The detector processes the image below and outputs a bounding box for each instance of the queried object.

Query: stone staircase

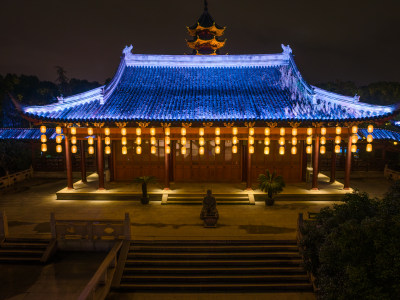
[0,237,50,262]
[164,193,251,205]
[115,240,313,292]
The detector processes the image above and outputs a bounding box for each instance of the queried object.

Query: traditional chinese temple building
[6,2,400,192]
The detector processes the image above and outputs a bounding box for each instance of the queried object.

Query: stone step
[121,274,310,283]
[127,252,301,260]
[130,245,299,253]
[1,242,48,249]
[123,266,307,275]
[0,249,43,256]
[4,238,49,244]
[166,200,249,205]
[125,259,303,267]
[0,256,42,262]
[131,240,298,246]
[118,282,313,292]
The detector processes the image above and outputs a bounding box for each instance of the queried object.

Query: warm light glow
[291,146,297,155]
[121,137,127,145]
[41,143,47,152]
[166,146,171,154]
[394,142,398,145]
[136,146,142,154]
[306,136,312,145]
[366,143,372,152]
[164,127,170,136]
[264,127,270,136]
[88,127,93,135]
[105,146,111,154]
[292,128,297,136]
[151,136,156,145]
[136,128,141,136]
[249,145,254,154]
[71,145,77,153]
[181,127,186,136]
[215,137,221,145]
[122,146,127,155]
[320,136,326,145]
[264,137,270,146]
[56,126,62,134]
[279,146,285,155]
[88,137,94,145]
[279,137,285,145]
[165,136,170,145]
[232,145,238,154]
[307,128,313,136]
[292,137,297,145]
[351,144,357,153]
[232,127,238,135]
[41,134,47,143]
[199,137,205,146]
[199,128,205,136]
[249,136,254,145]
[136,137,141,145]
[105,136,111,145]
[70,127,76,135]
[215,127,220,136]
[71,136,77,144]
[40,125,46,133]
[249,127,254,136]
[280,127,285,136]
[56,145,62,153]
[335,136,341,144]
[56,135,62,144]
[306,146,312,154]
[104,128,110,136]
[88,146,94,155]
[215,145,221,154]
[351,134,358,144]
[336,127,342,135]
[335,145,341,153]
[264,146,270,155]
[199,146,204,155]
[150,128,156,136]
[181,146,186,155]
[321,127,327,135]
[352,126,358,134]
[151,146,156,154]
[232,136,238,144]
[181,137,187,145]
[320,146,326,154]
[367,125,374,133]
[367,134,373,143]
[121,128,127,136]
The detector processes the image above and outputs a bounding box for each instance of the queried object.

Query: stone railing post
[124,212,131,240]
[297,213,303,243]
[0,211,9,238]
[50,212,56,239]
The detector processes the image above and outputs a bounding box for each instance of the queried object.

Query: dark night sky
[1,0,400,85]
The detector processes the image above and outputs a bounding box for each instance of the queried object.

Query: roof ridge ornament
[123,45,133,57]
[281,44,292,56]
[57,95,64,103]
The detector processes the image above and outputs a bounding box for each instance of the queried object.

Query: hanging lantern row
[40,125,47,152]
[232,127,238,154]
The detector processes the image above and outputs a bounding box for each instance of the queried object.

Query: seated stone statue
[200,189,219,220]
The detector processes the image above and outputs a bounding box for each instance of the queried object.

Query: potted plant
[258,170,285,206]
[133,176,157,204]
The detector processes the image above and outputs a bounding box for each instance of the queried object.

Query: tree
[258,170,285,206]
[55,66,70,96]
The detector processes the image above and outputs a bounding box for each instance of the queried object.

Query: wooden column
[110,141,115,182]
[64,130,73,190]
[164,138,170,190]
[301,141,307,182]
[246,139,252,189]
[80,140,87,183]
[330,141,337,183]
[97,133,105,190]
[312,129,320,190]
[344,129,352,190]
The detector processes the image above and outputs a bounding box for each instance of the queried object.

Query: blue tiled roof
[359,128,400,142]
[0,128,60,140]
[21,46,397,124]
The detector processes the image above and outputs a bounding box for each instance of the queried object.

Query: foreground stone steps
[166,194,250,205]
[0,238,49,263]
[116,240,313,292]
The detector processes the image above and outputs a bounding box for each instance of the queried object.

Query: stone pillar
[97,133,105,190]
[64,130,73,190]
[246,139,252,189]
[312,129,320,190]
[164,137,170,190]
[80,140,87,183]
[344,129,352,190]
[330,141,337,183]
